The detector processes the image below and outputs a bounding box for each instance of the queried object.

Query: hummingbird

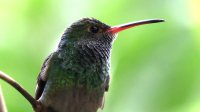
[35,18,164,112]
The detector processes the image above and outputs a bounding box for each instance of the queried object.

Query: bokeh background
[0,0,200,112]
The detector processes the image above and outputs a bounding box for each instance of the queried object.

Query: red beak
[108,19,164,34]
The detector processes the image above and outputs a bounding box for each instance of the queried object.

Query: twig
[0,85,7,112]
[0,71,38,110]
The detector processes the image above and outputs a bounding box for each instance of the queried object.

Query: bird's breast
[40,84,104,112]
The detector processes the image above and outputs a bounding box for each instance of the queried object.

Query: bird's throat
[57,41,111,89]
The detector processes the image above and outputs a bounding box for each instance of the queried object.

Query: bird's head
[62,18,113,44]
[59,18,164,48]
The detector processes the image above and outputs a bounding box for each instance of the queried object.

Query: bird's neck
[56,38,112,89]
[58,40,112,72]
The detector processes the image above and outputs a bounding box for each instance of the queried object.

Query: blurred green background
[0,0,200,112]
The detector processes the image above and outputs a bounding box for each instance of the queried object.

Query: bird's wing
[35,52,56,100]
[100,74,110,109]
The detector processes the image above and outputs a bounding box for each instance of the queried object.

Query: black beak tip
[155,19,165,23]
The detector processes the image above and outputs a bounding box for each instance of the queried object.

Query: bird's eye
[89,26,99,33]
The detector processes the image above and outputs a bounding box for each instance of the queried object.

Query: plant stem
[0,85,7,112]
[0,71,38,110]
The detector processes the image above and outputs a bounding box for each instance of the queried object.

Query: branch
[0,71,38,109]
[0,85,7,112]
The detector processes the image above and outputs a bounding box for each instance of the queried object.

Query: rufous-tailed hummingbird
[35,18,164,112]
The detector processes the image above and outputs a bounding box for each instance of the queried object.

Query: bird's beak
[108,19,164,34]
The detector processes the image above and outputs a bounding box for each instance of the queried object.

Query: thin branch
[0,85,7,112]
[0,71,38,109]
